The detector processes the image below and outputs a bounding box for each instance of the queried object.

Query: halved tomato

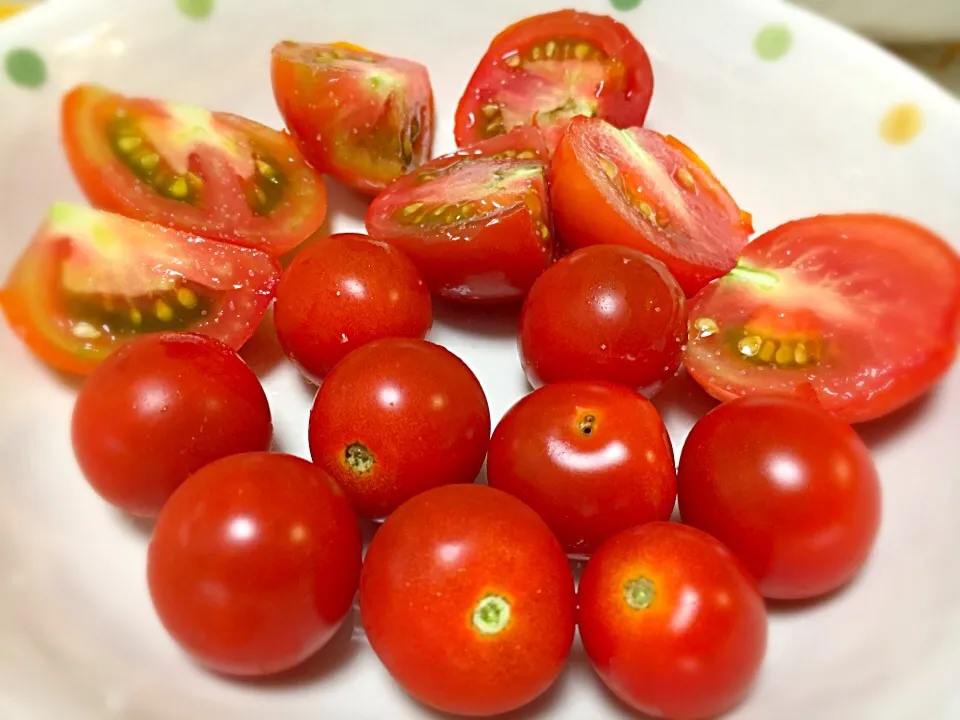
[684,214,960,423]
[365,128,555,303]
[62,84,326,256]
[455,10,653,151]
[1,203,281,375]
[551,116,753,297]
[272,41,434,195]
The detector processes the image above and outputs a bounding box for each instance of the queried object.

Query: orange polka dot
[880,103,924,145]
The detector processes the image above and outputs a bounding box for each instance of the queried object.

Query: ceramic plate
[1,0,958,718]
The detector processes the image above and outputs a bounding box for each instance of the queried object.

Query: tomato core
[472,594,512,635]
[623,577,655,611]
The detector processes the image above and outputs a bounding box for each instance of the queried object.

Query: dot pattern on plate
[176,0,214,20]
[879,102,924,144]
[609,0,642,10]
[754,24,793,61]
[4,47,46,88]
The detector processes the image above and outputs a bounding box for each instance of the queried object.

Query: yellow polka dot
[880,103,924,145]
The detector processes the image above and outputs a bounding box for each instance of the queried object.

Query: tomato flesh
[455,10,653,151]
[271,41,434,195]
[1,203,280,375]
[62,84,327,256]
[683,214,960,423]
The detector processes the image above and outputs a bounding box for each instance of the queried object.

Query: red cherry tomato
[683,214,960,422]
[148,452,362,676]
[455,10,653,151]
[677,395,882,600]
[273,233,432,381]
[308,338,490,518]
[550,116,753,296]
[578,522,767,720]
[365,128,555,303]
[518,244,686,393]
[487,381,676,555]
[360,484,576,716]
[271,41,434,195]
[71,332,272,516]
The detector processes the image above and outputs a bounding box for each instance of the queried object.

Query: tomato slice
[455,10,653,151]
[550,116,753,297]
[365,128,554,303]
[683,214,960,423]
[62,84,327,256]
[272,41,435,195]
[1,203,281,375]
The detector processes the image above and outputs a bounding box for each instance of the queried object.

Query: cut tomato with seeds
[551,116,753,297]
[683,214,960,423]
[455,10,653,151]
[365,128,555,303]
[1,203,280,375]
[62,84,327,256]
[271,41,434,195]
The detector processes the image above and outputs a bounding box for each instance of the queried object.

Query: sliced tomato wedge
[455,10,653,151]
[365,128,555,304]
[1,203,281,375]
[550,116,753,297]
[272,41,434,195]
[683,214,960,423]
[62,84,326,256]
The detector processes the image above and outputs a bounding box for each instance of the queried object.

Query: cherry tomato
[273,233,432,381]
[365,128,554,303]
[550,116,753,296]
[360,484,575,716]
[71,332,272,516]
[518,244,686,393]
[578,522,767,720]
[271,41,434,195]
[487,381,676,555]
[61,84,326,256]
[455,10,653,151]
[678,395,882,600]
[308,338,490,518]
[148,452,362,676]
[683,214,960,422]
[0,203,280,375]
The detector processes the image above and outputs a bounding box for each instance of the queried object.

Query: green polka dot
[754,24,793,61]
[4,48,46,89]
[609,0,642,9]
[176,0,214,19]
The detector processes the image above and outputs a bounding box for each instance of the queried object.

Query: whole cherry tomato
[578,522,767,720]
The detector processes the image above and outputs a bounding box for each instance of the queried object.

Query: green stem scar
[728,264,779,291]
[624,576,656,610]
[344,442,375,474]
[472,594,511,635]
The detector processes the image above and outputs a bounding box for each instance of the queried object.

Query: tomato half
[1,203,280,375]
[455,10,653,151]
[272,41,434,195]
[62,84,326,256]
[683,214,960,423]
[550,116,753,296]
[366,128,554,303]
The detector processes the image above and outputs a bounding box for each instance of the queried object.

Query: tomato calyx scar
[623,576,656,611]
[577,412,597,436]
[471,594,512,636]
[343,442,376,475]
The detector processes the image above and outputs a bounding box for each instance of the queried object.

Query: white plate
[1,1,959,718]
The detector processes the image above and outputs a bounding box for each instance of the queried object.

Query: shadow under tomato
[239,307,287,378]
[764,571,863,615]
[117,511,156,539]
[650,368,719,426]
[432,299,523,340]
[855,391,935,451]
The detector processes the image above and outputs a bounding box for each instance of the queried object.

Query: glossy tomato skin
[683,214,960,422]
[272,41,434,195]
[273,233,432,381]
[455,10,653,151]
[366,128,555,303]
[678,396,881,600]
[360,484,576,716]
[72,333,272,516]
[519,244,686,393]
[62,84,326,256]
[551,116,753,296]
[148,452,362,676]
[487,381,676,555]
[308,338,490,518]
[578,522,767,720]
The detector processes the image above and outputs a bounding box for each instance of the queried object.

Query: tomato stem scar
[578,413,596,435]
[623,576,655,610]
[728,265,778,291]
[344,442,375,474]
[471,594,511,635]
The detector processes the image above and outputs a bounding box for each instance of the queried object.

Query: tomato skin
[147,452,362,677]
[678,396,881,600]
[308,338,491,519]
[71,333,272,516]
[273,233,432,381]
[578,522,767,720]
[360,484,576,716]
[487,381,676,555]
[518,244,686,393]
